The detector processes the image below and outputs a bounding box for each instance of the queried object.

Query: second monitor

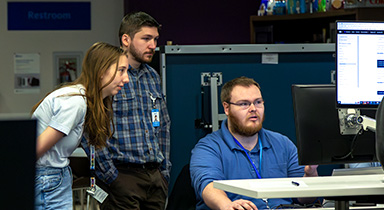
[292,84,377,165]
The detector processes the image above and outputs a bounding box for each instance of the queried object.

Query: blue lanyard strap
[233,136,262,179]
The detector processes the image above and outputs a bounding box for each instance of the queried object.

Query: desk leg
[335,200,349,210]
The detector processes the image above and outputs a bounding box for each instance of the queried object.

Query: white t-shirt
[33,84,86,168]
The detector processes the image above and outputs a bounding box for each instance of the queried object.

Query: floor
[74,203,99,210]
[73,189,100,210]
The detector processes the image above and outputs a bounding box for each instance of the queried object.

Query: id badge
[152,109,160,127]
[88,185,108,203]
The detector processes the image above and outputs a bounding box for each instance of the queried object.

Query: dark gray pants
[99,165,168,210]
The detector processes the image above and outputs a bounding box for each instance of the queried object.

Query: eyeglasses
[226,99,264,110]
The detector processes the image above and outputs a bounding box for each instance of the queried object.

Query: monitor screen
[292,84,377,165]
[0,116,36,209]
[336,20,384,109]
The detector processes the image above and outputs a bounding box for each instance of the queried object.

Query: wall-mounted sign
[8,2,91,30]
[14,53,41,94]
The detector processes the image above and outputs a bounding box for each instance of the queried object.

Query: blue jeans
[35,166,73,210]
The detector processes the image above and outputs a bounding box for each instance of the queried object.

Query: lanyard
[233,136,262,179]
[87,145,96,195]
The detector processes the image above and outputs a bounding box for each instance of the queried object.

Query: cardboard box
[345,0,384,8]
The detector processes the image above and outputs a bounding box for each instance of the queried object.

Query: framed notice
[14,53,41,94]
[53,52,82,85]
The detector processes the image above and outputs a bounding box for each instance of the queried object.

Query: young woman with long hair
[31,42,129,209]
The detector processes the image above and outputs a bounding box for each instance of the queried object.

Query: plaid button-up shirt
[81,64,171,184]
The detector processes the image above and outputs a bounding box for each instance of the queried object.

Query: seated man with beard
[190,76,320,210]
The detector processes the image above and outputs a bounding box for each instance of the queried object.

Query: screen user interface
[336,21,384,108]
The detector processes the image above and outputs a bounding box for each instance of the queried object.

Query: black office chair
[376,97,384,170]
[166,164,196,210]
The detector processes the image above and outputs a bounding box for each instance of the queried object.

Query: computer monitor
[0,115,37,209]
[292,84,377,165]
[336,20,384,109]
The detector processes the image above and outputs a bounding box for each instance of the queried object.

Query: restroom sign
[8,2,91,30]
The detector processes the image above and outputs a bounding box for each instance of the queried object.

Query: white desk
[213,174,384,210]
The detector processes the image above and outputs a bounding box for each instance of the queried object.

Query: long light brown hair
[31,42,127,149]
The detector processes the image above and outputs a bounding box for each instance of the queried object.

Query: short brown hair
[118,11,161,46]
[220,76,261,103]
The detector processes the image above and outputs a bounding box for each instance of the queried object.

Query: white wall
[0,0,124,113]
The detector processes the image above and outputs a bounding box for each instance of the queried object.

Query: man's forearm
[202,182,233,210]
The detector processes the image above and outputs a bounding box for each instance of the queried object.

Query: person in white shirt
[32,42,129,210]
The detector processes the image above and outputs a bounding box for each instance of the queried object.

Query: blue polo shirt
[190,119,305,209]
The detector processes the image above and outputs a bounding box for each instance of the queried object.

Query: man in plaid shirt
[81,11,171,210]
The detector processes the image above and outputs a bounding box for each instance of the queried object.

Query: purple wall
[124,0,261,45]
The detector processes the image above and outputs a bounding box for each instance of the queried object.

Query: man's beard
[129,42,154,64]
[228,110,263,137]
